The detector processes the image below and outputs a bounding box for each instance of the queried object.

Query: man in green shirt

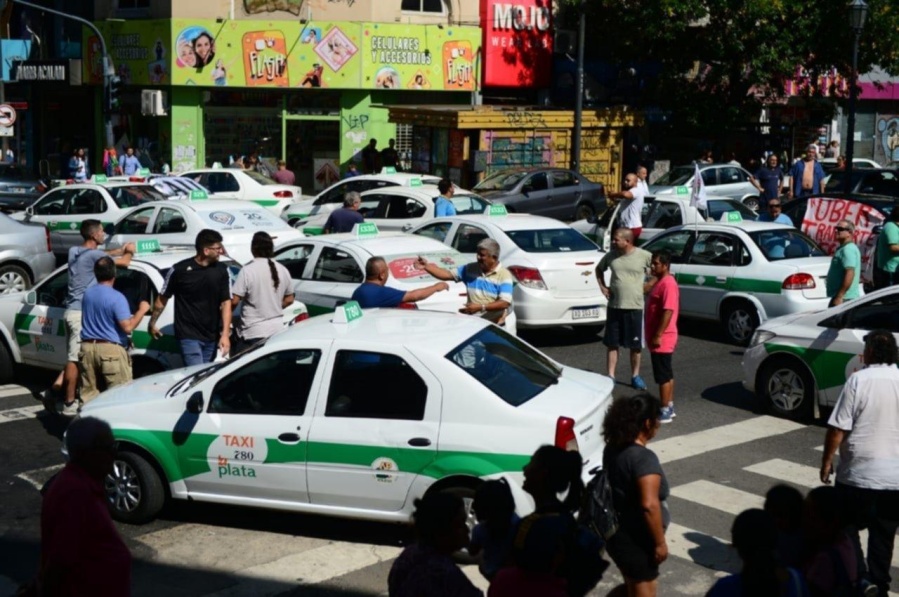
[874,210,899,289]
[826,219,861,307]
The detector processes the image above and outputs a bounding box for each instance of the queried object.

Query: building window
[401,0,445,13]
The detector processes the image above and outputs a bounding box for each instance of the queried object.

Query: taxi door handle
[278,432,301,444]
[408,437,431,447]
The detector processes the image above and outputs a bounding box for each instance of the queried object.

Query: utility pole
[571,0,586,172]
[11,0,114,146]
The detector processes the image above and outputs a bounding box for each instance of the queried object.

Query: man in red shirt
[39,417,131,596]
[645,251,680,423]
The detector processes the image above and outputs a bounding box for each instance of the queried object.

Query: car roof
[791,193,898,207]
[362,185,480,200]
[437,213,573,231]
[340,173,442,185]
[267,308,488,354]
[53,182,136,190]
[287,231,451,255]
[124,199,272,212]
[679,220,794,233]
[128,247,211,268]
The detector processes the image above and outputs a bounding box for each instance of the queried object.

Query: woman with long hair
[602,393,669,597]
[230,232,295,354]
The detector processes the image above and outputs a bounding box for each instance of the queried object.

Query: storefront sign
[84,20,172,86]
[13,61,69,83]
[480,0,552,88]
[166,20,479,90]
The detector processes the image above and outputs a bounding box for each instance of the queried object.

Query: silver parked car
[650,164,761,210]
[0,214,56,294]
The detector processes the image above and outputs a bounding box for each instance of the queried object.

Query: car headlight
[749,329,776,348]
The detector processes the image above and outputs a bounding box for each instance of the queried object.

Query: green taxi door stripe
[303,226,324,236]
[131,330,181,354]
[677,273,782,294]
[251,199,280,207]
[14,313,36,347]
[46,221,113,231]
[729,278,783,294]
[764,342,854,390]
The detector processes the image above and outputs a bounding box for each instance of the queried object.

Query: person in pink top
[271,160,296,185]
[645,251,679,423]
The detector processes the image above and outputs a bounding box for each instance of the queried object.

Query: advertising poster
[85,21,172,86]
[875,114,899,164]
[480,0,552,87]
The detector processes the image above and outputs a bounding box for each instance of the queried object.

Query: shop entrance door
[285,120,340,194]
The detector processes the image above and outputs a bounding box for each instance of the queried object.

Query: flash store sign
[480,0,552,88]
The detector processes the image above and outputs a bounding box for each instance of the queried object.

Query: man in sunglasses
[826,220,861,307]
[758,199,793,225]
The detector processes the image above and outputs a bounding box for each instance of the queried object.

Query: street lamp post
[843,0,868,195]
[571,0,585,172]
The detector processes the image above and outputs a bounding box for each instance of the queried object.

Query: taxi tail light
[292,312,309,324]
[273,190,294,198]
[45,226,52,252]
[129,176,146,182]
[508,266,547,290]
[397,302,418,310]
[554,416,579,452]
[782,273,816,290]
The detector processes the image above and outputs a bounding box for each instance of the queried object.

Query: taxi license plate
[572,307,601,320]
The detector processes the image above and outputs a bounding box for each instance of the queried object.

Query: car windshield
[824,171,866,192]
[653,167,694,187]
[150,177,207,197]
[108,185,168,208]
[473,171,527,191]
[749,229,826,261]
[707,200,758,221]
[506,228,598,252]
[385,250,465,284]
[243,170,279,186]
[446,327,561,406]
[169,341,266,396]
[196,207,292,231]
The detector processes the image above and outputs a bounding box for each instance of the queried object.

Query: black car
[472,168,605,221]
[823,168,899,198]
[0,164,43,212]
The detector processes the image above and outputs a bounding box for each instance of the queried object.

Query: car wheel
[105,451,166,524]
[0,264,31,294]
[722,301,759,345]
[0,340,13,384]
[743,196,760,212]
[574,203,595,221]
[759,359,815,421]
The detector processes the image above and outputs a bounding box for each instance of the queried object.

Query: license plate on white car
[572,307,601,320]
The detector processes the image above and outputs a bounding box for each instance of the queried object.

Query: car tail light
[782,273,815,290]
[290,312,309,325]
[129,176,146,182]
[397,302,418,310]
[44,226,51,252]
[273,190,294,198]
[508,266,547,290]
[555,416,579,452]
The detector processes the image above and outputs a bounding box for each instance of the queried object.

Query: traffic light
[106,75,122,112]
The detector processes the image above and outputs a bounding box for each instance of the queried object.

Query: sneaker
[860,580,879,597]
[632,375,647,390]
[59,400,80,417]
[660,405,675,424]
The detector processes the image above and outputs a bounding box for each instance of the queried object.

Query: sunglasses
[834,226,850,232]
[769,204,782,208]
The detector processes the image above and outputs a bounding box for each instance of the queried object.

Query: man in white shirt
[607,173,646,241]
[820,329,899,597]
[636,165,650,194]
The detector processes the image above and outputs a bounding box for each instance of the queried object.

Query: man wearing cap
[788,145,826,199]
[757,199,793,225]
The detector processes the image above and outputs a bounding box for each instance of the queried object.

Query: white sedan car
[272,226,517,334]
[295,185,490,235]
[743,285,899,421]
[409,211,607,332]
[181,168,301,215]
[107,199,304,264]
[282,172,443,225]
[77,306,612,524]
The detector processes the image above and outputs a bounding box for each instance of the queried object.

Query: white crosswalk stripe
[0,384,31,399]
[0,404,44,424]
[652,416,805,464]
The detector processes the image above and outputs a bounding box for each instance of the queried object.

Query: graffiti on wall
[875,114,899,164]
[483,131,554,169]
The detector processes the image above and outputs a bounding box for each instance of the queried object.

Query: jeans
[836,482,899,595]
[179,339,217,367]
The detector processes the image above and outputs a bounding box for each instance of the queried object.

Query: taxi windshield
[385,250,465,284]
[446,327,561,406]
[506,228,598,253]
[750,229,826,261]
[244,170,279,186]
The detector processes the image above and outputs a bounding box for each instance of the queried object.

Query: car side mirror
[24,290,36,305]
[24,206,34,217]
[186,391,204,414]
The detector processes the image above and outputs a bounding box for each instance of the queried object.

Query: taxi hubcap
[0,271,26,294]
[727,310,753,341]
[105,460,141,513]
[767,368,805,411]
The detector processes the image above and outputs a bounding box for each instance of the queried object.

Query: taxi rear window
[385,250,464,284]
[750,229,825,261]
[446,327,562,407]
[506,229,597,253]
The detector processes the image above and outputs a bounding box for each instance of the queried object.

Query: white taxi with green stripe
[179,168,302,216]
[0,242,307,384]
[642,214,835,344]
[75,305,613,524]
[743,285,899,421]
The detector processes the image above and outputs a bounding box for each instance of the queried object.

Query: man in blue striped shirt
[415,238,512,326]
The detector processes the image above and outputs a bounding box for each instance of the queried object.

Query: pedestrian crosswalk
[6,411,899,596]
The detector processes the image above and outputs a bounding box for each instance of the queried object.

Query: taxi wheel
[0,264,31,295]
[743,196,760,212]
[106,451,165,524]
[723,302,759,346]
[0,340,13,384]
[759,360,814,421]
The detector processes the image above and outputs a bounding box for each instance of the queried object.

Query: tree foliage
[556,0,899,131]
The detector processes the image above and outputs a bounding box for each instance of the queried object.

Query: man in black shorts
[596,228,653,389]
[644,251,680,423]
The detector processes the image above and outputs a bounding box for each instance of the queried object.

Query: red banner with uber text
[801,197,884,283]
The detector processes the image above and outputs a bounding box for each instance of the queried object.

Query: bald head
[614,228,634,244]
[637,166,648,181]
[364,257,389,284]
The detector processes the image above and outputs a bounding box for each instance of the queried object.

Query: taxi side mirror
[186,391,204,414]
[24,290,36,305]
[25,205,34,217]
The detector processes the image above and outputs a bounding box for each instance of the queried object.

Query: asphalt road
[0,319,895,597]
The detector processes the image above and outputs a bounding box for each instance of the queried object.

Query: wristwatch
[480,304,486,313]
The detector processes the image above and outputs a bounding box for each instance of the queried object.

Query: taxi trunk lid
[779,256,832,300]
[523,252,602,299]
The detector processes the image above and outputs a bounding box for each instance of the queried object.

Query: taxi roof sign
[485,204,508,216]
[190,189,209,200]
[720,211,744,223]
[138,168,151,176]
[409,177,423,187]
[676,186,689,195]
[333,300,363,324]
[92,174,108,183]
[381,167,398,174]
[353,222,379,237]
[135,239,161,254]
